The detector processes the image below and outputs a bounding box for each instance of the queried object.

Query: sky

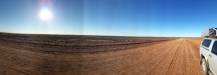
[0,0,217,37]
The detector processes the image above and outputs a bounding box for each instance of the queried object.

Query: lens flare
[38,8,53,21]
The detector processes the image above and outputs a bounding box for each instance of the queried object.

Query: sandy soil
[0,33,202,75]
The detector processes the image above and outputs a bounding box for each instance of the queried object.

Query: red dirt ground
[0,33,202,75]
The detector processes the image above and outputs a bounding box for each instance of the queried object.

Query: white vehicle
[200,28,217,75]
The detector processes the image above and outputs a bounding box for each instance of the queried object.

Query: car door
[208,40,217,74]
[201,39,212,60]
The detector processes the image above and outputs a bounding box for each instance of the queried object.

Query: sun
[38,8,53,21]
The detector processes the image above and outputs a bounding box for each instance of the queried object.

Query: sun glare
[38,8,53,21]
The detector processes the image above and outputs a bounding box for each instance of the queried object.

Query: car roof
[203,38,217,41]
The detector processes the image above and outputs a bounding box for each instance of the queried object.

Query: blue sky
[0,0,216,37]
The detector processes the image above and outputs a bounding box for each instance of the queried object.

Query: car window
[202,39,212,48]
[212,41,217,55]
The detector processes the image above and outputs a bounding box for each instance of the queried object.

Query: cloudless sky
[0,0,216,37]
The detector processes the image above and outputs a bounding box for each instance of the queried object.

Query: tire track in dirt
[145,39,184,75]
[166,39,186,75]
[185,40,202,75]
[165,39,202,75]
[83,39,177,75]
[118,40,180,75]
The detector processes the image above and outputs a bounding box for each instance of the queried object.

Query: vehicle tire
[201,58,209,75]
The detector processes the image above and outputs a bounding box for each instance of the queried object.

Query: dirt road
[0,37,202,75]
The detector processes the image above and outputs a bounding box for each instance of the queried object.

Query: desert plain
[0,33,202,75]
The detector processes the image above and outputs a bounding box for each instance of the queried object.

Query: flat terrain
[0,33,202,75]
